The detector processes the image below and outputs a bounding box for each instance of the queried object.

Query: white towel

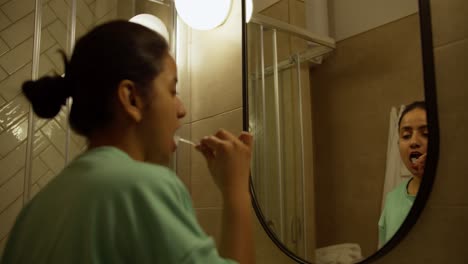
[381,106,411,211]
[315,243,362,264]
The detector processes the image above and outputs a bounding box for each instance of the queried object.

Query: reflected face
[140,53,186,165]
[398,108,428,178]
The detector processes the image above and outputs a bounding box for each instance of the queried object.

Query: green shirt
[378,178,415,247]
[1,147,236,264]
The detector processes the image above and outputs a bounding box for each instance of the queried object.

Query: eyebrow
[400,125,428,131]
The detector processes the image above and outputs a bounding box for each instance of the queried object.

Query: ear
[117,80,144,123]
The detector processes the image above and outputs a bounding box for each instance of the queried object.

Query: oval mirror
[242,0,439,263]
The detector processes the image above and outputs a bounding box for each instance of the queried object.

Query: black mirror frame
[241,0,439,263]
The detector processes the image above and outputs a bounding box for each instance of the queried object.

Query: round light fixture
[129,14,170,42]
[175,0,232,30]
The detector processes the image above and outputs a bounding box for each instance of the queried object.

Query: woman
[1,21,254,264]
[378,101,427,247]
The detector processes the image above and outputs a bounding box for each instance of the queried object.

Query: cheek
[422,139,429,150]
[399,142,409,156]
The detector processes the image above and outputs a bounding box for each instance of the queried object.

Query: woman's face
[139,53,186,165]
[398,108,428,178]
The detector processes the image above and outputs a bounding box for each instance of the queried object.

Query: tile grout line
[434,36,468,51]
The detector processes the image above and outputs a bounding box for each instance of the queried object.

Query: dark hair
[398,101,426,129]
[22,20,169,137]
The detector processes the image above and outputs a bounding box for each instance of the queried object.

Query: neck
[87,127,144,162]
[408,176,421,196]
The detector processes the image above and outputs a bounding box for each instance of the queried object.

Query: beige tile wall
[175,0,301,263]
[373,0,468,263]
[175,0,244,248]
[246,0,468,262]
[309,13,424,258]
[0,0,116,254]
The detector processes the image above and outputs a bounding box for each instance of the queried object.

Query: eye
[401,132,411,140]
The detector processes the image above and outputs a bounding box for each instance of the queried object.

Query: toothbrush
[174,135,197,147]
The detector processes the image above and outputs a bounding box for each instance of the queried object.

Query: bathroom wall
[184,0,468,263]
[309,13,424,257]
[173,0,244,254]
[372,0,468,263]
[175,0,309,263]
[327,0,418,41]
[0,0,118,255]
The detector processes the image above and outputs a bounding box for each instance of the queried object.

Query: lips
[409,151,422,164]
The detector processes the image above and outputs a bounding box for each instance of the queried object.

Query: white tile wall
[95,0,117,19]
[37,170,55,188]
[0,143,25,185]
[0,68,6,82]
[0,0,10,7]
[0,169,24,212]
[45,44,65,72]
[0,11,11,31]
[0,0,115,254]
[0,236,6,257]
[0,95,28,129]
[49,0,70,26]
[39,28,59,54]
[30,183,39,198]
[74,0,94,28]
[42,5,59,28]
[0,39,8,57]
[0,64,32,101]
[1,13,36,48]
[95,7,117,25]
[0,196,23,240]
[41,119,67,156]
[1,0,35,23]
[0,32,55,78]
[0,39,33,74]
[39,145,64,174]
[39,53,57,76]
[53,108,68,130]
[47,20,67,50]
[74,19,88,40]
[32,131,51,157]
[0,117,28,156]
[31,156,48,183]
[71,130,87,146]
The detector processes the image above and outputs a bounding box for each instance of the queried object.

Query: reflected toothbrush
[174,135,197,147]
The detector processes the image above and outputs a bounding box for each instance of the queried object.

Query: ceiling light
[174,0,232,30]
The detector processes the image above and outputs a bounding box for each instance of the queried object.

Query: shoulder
[381,180,409,214]
[386,179,411,200]
[63,147,188,204]
[103,161,187,205]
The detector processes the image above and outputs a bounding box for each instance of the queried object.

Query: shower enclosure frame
[244,10,335,263]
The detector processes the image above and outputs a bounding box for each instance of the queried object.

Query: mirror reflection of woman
[378,101,427,247]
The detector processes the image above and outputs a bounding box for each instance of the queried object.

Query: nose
[409,134,421,148]
[177,97,187,119]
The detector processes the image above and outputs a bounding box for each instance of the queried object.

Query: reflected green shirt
[1,147,235,264]
[378,178,415,247]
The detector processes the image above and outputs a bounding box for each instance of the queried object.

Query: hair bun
[22,75,70,119]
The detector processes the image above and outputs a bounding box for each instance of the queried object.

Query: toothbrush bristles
[179,137,197,146]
